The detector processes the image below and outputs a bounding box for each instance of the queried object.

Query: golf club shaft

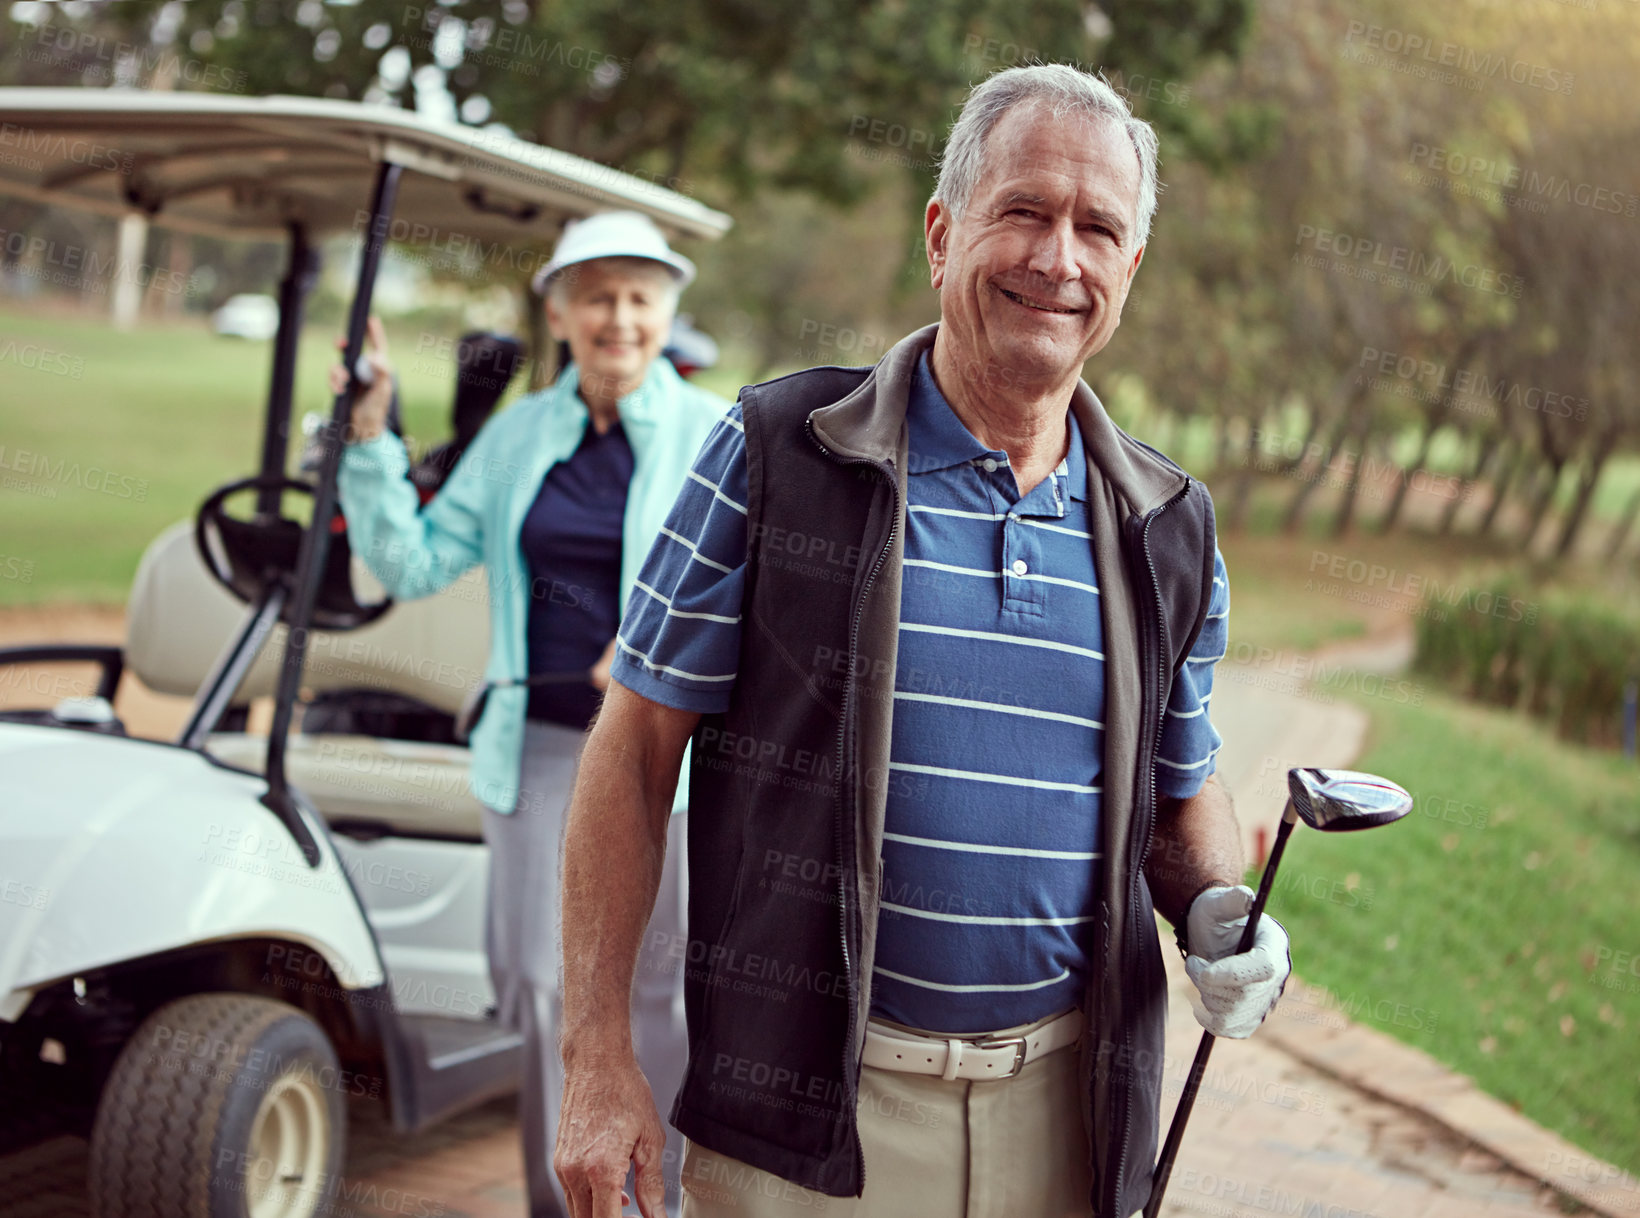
[1143,806,1297,1218]
[456,669,597,743]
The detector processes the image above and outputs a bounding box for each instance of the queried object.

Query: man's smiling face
[927,102,1146,391]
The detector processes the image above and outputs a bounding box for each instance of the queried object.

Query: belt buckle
[972,1034,1029,1078]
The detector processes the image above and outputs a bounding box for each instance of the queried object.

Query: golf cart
[0,89,728,1217]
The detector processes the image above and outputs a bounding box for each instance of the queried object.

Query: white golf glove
[1182,884,1291,1039]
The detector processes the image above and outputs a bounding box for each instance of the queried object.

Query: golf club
[1143,767,1414,1218]
[455,668,594,743]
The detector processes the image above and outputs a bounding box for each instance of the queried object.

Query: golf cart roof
[0,87,730,245]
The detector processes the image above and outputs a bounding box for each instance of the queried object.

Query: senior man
[555,64,1290,1218]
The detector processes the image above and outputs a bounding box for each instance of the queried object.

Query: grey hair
[545,256,682,310]
[933,64,1161,245]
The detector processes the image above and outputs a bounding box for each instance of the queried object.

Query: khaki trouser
[680,1018,1126,1218]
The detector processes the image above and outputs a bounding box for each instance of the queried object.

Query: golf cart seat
[125,522,492,838]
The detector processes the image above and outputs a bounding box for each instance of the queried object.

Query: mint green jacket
[337,358,729,812]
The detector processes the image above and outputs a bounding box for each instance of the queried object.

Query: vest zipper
[806,418,899,1195]
[1112,477,1193,1214]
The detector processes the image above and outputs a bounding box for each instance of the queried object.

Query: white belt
[862,1009,1084,1081]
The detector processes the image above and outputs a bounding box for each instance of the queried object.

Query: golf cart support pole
[256,222,318,517]
[177,581,289,751]
[261,159,404,863]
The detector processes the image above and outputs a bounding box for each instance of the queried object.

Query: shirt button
[1012,559,1028,576]
[982,458,999,472]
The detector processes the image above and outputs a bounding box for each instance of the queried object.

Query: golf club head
[1287,768,1413,832]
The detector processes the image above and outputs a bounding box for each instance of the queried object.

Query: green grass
[5,304,1634,608]
[1215,528,1374,653]
[2,309,255,602]
[1590,455,1640,519]
[0,305,754,604]
[1268,683,1640,1175]
[1211,492,1536,653]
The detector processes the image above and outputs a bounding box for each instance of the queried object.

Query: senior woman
[333,211,727,1218]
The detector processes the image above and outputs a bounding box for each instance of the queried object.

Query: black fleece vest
[671,364,1218,1214]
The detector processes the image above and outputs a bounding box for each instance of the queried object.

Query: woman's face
[545,257,677,401]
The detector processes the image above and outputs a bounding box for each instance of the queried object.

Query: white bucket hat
[532,210,696,295]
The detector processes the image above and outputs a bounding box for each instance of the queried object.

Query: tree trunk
[0,200,44,273]
[1377,419,1440,533]
[1553,448,1611,560]
[1331,436,1368,537]
[1509,460,1545,535]
[1604,483,1640,561]
[1440,432,1499,536]
[1276,404,1324,475]
[1279,403,1357,534]
[1224,417,1263,533]
[1377,334,1477,533]
[1280,418,1340,535]
[523,282,552,390]
[1225,468,1257,533]
[1284,377,1372,535]
[111,214,147,331]
[1212,414,1235,479]
[1522,458,1566,552]
[1476,442,1524,537]
[143,230,191,319]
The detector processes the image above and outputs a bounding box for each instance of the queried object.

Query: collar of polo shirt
[905,353,1088,502]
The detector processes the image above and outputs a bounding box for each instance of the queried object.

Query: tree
[6,0,1260,360]
[13,1,1254,204]
[1123,0,1639,550]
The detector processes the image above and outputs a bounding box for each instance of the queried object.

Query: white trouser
[485,720,689,1217]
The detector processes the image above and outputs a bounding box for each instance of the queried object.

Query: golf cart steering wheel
[195,474,392,631]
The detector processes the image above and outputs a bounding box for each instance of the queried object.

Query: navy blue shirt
[520,419,633,727]
[612,358,1230,1032]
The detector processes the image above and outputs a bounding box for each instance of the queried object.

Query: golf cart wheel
[88,994,346,1218]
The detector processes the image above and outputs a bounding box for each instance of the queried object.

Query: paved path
[3,615,1637,1217]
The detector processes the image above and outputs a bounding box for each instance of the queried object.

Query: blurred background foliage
[3,0,1639,1172]
[4,0,1636,565]
[1,0,1637,601]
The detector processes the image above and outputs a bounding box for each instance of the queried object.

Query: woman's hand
[590,638,618,692]
[328,316,394,443]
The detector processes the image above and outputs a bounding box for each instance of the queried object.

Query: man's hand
[326,315,394,443]
[558,682,699,1217]
[1182,884,1291,1039]
[555,1049,668,1218]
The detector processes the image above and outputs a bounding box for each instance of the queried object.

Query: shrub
[1414,577,1640,748]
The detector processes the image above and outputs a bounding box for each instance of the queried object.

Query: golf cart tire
[88,993,346,1218]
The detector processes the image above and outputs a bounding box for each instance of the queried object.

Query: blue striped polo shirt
[613,356,1229,1033]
